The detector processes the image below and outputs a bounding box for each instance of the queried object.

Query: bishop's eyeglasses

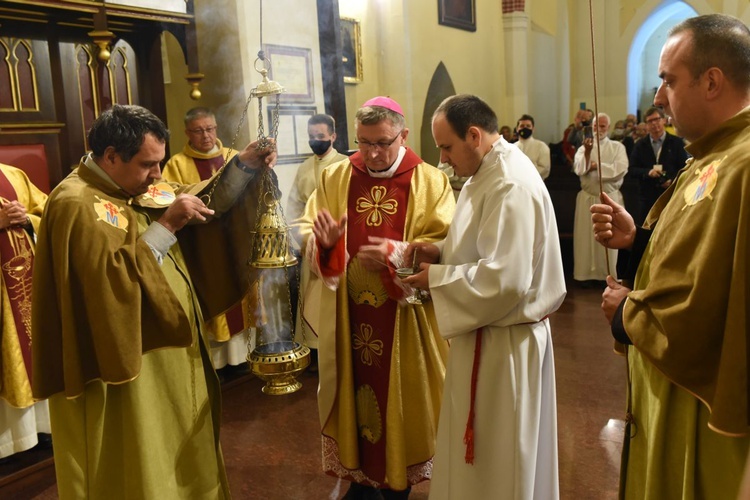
[354,130,403,151]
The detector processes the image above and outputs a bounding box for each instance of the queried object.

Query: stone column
[503,11,530,124]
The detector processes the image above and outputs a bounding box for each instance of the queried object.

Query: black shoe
[36,433,53,450]
[343,482,384,500]
[226,363,250,376]
[308,349,318,373]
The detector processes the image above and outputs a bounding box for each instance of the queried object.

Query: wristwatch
[236,158,257,174]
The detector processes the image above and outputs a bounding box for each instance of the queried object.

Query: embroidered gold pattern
[355,384,383,443]
[353,323,383,367]
[355,185,398,227]
[347,257,389,307]
[2,230,33,339]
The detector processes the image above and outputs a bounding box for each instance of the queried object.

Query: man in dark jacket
[628,106,689,224]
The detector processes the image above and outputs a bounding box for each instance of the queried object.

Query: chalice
[395,248,429,304]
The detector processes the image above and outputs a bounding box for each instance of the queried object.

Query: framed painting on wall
[340,17,363,84]
[438,0,477,32]
[264,44,315,104]
[272,105,318,164]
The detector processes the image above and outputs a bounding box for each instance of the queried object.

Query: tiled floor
[2,284,625,499]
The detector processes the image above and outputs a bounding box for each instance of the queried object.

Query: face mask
[309,139,331,156]
[517,128,533,140]
[611,128,624,138]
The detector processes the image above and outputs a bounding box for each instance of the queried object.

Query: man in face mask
[287,115,349,373]
[287,114,348,223]
[515,114,551,179]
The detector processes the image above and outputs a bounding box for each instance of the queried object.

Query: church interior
[0,0,747,498]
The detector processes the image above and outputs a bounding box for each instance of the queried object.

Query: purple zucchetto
[361,96,404,117]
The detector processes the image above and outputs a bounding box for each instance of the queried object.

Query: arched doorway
[627,1,698,117]
[420,62,456,166]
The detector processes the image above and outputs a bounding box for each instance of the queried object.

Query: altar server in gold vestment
[293,96,454,499]
[592,14,750,500]
[32,104,276,499]
[0,163,48,460]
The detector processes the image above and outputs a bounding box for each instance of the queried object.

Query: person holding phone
[572,112,628,287]
[627,106,688,225]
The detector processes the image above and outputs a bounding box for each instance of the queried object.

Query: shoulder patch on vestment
[93,196,128,231]
[139,182,176,206]
[683,155,725,209]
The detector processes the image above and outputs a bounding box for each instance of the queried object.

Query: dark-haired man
[500,124,515,143]
[32,104,275,498]
[287,114,348,223]
[515,114,551,179]
[288,115,347,368]
[591,14,750,499]
[628,106,688,225]
[404,94,565,499]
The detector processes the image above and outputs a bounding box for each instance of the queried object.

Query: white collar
[367,146,406,178]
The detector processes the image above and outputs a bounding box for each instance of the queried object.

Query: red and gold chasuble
[343,151,416,484]
[0,171,35,384]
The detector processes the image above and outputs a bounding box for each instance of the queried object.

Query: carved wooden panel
[0,36,63,186]
[0,2,191,189]
[75,45,98,150]
[0,39,13,110]
[64,39,139,153]
[0,143,51,193]
[13,40,39,111]
[111,41,138,105]
[0,37,40,112]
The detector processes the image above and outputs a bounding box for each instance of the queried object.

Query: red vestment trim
[193,155,225,181]
[348,147,422,174]
[464,327,482,464]
[464,316,549,464]
[317,235,347,278]
[0,170,34,382]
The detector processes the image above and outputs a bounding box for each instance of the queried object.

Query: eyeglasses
[645,117,663,124]
[187,126,217,135]
[354,130,403,151]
